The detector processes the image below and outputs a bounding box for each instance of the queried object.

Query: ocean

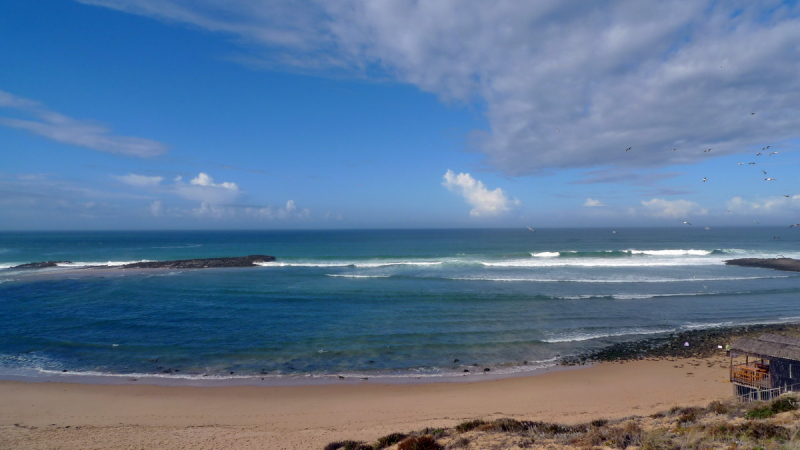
[1,227,799,384]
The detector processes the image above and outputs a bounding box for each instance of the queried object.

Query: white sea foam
[480,258,723,268]
[531,252,560,257]
[628,249,712,256]
[450,275,789,283]
[326,274,391,278]
[542,327,676,343]
[56,260,153,268]
[257,261,442,268]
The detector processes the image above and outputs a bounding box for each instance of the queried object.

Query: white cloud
[641,198,707,219]
[726,195,800,215]
[442,170,519,217]
[0,90,168,157]
[149,200,164,216]
[190,172,238,190]
[244,200,310,220]
[114,173,164,187]
[584,198,605,207]
[78,1,800,175]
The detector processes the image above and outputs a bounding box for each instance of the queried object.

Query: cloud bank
[78,1,800,175]
[0,90,168,157]
[442,170,519,217]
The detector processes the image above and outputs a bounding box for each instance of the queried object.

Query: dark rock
[725,257,800,272]
[11,261,71,269]
[463,369,469,372]
[120,255,276,269]
[483,368,490,372]
[453,359,460,363]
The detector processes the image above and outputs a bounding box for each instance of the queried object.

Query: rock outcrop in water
[10,256,276,270]
[119,255,276,269]
[11,261,72,269]
[725,257,800,272]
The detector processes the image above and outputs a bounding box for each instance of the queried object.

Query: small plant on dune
[733,422,790,440]
[745,406,775,420]
[770,396,798,414]
[484,418,527,433]
[374,432,407,449]
[323,440,372,450]
[397,435,443,450]
[590,418,609,427]
[707,400,729,415]
[418,427,445,437]
[455,419,485,433]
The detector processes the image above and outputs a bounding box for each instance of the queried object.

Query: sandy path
[0,357,732,449]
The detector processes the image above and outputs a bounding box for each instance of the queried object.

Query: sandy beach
[0,356,732,449]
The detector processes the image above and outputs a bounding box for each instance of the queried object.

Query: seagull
[754,220,760,224]
[765,178,776,181]
[527,227,535,232]
[612,230,617,234]
[671,148,677,151]
[704,226,710,231]
[737,162,743,165]
[762,170,767,175]
[556,128,560,132]
[748,162,756,165]
[770,151,778,156]
[704,148,713,153]
[784,195,791,198]
[766,146,771,149]
[680,220,692,225]
[751,112,756,115]
[702,177,707,182]
[726,209,732,213]
[756,152,762,156]
[790,224,800,228]
[625,147,632,151]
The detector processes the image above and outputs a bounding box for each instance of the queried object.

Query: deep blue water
[1,228,799,383]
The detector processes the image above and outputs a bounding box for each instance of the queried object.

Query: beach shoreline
[0,355,733,449]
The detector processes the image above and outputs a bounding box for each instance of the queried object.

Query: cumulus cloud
[0,90,168,157]
[78,1,800,176]
[641,198,707,219]
[584,198,605,207]
[442,170,519,217]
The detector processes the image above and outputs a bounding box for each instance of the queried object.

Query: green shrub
[745,406,775,419]
[455,419,485,433]
[770,397,798,413]
[323,441,372,450]
[374,432,407,449]
[397,436,443,450]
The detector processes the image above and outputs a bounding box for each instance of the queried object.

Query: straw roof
[730,334,800,361]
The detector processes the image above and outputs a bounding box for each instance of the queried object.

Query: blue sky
[1,1,799,229]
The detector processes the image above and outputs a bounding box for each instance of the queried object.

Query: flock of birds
[620,112,797,231]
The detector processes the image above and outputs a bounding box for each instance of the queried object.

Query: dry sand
[0,356,732,449]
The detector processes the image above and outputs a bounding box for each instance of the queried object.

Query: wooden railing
[731,364,771,389]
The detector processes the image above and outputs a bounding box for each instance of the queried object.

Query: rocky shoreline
[562,323,800,364]
[11,255,276,270]
[725,257,800,272]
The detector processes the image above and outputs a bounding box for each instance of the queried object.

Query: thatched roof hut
[730,334,800,401]
[730,334,800,361]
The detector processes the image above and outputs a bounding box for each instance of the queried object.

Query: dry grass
[325,393,800,449]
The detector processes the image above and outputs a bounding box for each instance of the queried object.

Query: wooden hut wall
[769,358,800,389]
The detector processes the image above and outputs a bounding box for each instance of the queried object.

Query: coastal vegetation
[325,393,800,449]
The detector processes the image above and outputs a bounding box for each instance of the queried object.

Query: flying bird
[527,227,535,232]
[702,177,707,182]
[680,220,692,225]
[704,227,711,231]
[756,152,762,156]
[704,148,713,153]
[790,224,800,228]
[784,195,791,198]
[770,151,778,156]
[737,162,743,165]
[751,112,756,115]
[765,178,776,181]
[748,162,756,165]
[754,220,760,224]
[762,170,767,175]
[625,147,632,151]
[671,148,677,151]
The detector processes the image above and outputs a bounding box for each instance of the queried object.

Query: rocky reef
[119,255,276,269]
[725,257,800,272]
[11,255,276,270]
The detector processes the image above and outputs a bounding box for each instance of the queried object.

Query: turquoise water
[1,228,799,383]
